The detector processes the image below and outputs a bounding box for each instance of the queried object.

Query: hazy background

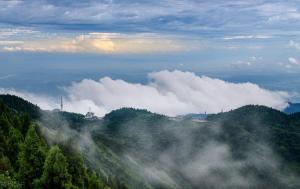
[1,0,300,112]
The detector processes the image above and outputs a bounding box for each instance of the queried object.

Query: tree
[67,153,88,188]
[87,171,105,189]
[35,146,72,189]
[0,114,13,156]
[21,114,30,136]
[6,128,23,166]
[17,125,47,189]
[0,155,11,173]
[12,116,22,132]
[0,114,11,136]
[0,172,22,189]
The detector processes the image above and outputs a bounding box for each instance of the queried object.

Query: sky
[1,0,300,115]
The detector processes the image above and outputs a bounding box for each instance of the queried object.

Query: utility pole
[60,96,63,112]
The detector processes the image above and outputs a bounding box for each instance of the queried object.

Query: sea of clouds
[0,70,290,117]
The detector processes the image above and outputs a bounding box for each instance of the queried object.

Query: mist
[118,117,298,189]
[36,106,300,189]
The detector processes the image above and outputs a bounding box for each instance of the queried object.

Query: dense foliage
[95,106,300,189]
[0,95,40,119]
[0,97,114,189]
[0,95,300,189]
[207,105,300,169]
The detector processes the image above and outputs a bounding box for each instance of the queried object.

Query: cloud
[251,56,263,61]
[0,74,14,80]
[0,32,190,54]
[290,40,300,51]
[0,28,38,39]
[0,70,289,117]
[223,35,272,40]
[277,57,300,70]
[285,64,292,69]
[288,57,300,65]
[2,1,300,55]
[230,56,263,69]
[230,60,252,69]
[0,40,23,45]
[0,1,299,38]
[255,2,300,23]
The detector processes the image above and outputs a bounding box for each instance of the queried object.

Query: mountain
[0,95,300,189]
[284,102,300,114]
[96,106,300,189]
[208,105,300,166]
[0,95,126,189]
[0,94,41,118]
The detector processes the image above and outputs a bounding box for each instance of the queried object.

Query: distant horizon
[1,0,300,116]
[0,93,296,118]
[0,70,291,117]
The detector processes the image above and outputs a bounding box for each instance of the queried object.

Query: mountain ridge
[0,94,300,189]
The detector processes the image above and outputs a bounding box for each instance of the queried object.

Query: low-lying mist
[36,107,300,189]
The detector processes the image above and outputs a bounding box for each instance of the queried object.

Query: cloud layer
[0,33,190,54]
[1,1,300,35]
[0,70,289,117]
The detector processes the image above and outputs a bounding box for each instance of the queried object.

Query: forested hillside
[0,94,300,189]
[0,95,125,189]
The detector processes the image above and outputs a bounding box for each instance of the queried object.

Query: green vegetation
[207,105,300,168]
[0,94,300,189]
[0,96,117,189]
[0,95,40,119]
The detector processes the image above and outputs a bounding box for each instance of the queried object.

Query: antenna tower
[61,96,63,112]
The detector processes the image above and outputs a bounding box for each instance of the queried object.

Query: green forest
[0,95,126,189]
[0,94,300,189]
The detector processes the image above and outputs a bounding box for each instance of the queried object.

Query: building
[85,108,98,120]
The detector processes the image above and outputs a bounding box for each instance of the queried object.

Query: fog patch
[111,115,300,189]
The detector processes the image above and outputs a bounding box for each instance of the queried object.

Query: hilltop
[0,94,300,189]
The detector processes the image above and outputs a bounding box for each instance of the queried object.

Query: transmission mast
[60,96,63,112]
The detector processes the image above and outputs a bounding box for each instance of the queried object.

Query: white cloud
[0,28,38,39]
[255,2,300,23]
[0,32,191,54]
[289,40,300,51]
[0,74,14,80]
[223,35,272,40]
[0,40,23,45]
[230,60,252,69]
[288,57,300,65]
[278,57,300,70]
[0,70,289,117]
[251,56,263,61]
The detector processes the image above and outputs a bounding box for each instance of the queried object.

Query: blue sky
[1,0,300,102]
